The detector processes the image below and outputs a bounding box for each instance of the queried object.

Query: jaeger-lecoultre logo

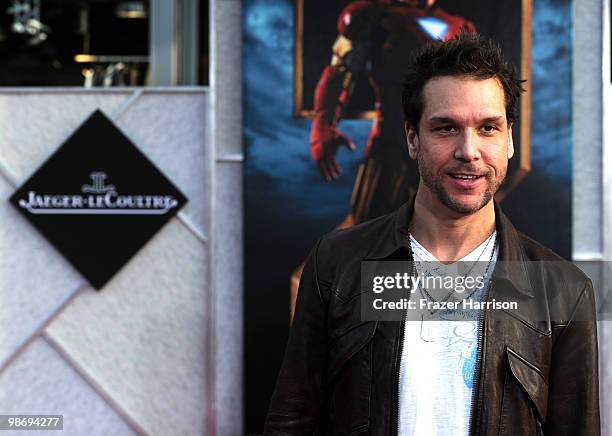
[9,109,188,289]
[18,171,180,215]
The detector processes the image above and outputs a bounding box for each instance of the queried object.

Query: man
[265,34,600,435]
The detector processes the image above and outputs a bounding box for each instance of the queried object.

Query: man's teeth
[451,174,480,179]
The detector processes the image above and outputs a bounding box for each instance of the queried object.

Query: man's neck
[409,187,496,263]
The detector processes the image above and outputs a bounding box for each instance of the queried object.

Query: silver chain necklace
[408,232,498,312]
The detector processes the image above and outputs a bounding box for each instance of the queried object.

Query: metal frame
[149,0,179,86]
[179,0,200,86]
[207,0,244,434]
[601,0,612,432]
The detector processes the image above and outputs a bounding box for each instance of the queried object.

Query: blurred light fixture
[6,0,50,45]
[115,1,147,19]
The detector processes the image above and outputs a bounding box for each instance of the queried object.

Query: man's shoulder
[516,230,567,262]
[316,211,396,266]
[516,230,592,299]
[309,211,397,305]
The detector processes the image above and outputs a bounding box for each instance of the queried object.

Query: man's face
[406,75,514,215]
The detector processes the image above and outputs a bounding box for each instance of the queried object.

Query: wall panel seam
[0,284,85,375]
[42,333,149,436]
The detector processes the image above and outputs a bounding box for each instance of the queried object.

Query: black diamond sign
[9,110,188,289]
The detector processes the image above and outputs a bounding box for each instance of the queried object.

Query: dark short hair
[402,32,526,128]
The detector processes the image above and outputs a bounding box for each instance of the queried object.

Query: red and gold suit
[310,0,476,224]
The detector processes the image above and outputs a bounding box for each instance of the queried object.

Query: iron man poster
[244,0,572,432]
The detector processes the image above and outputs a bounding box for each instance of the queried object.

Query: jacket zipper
[394,248,415,435]
[468,281,495,436]
[394,286,493,436]
[393,317,406,435]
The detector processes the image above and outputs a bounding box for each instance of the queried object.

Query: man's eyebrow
[426,115,506,124]
[480,116,505,123]
[427,116,456,124]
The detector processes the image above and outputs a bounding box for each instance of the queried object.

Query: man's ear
[405,122,419,159]
[507,123,514,159]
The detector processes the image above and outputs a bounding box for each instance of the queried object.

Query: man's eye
[481,125,497,133]
[436,126,456,133]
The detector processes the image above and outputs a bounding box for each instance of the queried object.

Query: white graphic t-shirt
[398,232,498,436]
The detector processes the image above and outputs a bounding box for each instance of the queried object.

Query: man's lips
[445,172,486,189]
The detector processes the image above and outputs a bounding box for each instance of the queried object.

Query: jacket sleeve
[264,238,329,434]
[543,279,600,435]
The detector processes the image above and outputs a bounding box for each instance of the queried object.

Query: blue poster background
[244,0,572,431]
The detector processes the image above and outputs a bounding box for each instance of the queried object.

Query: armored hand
[311,123,356,181]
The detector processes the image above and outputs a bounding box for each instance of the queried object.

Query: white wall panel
[573,0,610,434]
[0,175,82,369]
[114,91,209,239]
[0,93,131,184]
[601,0,612,433]
[210,0,244,433]
[211,161,243,436]
[0,339,136,436]
[0,89,216,435]
[45,219,208,436]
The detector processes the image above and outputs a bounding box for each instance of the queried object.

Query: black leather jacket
[264,199,600,435]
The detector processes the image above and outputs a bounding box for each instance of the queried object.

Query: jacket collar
[364,194,534,298]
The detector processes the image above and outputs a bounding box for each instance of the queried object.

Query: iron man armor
[310,0,476,223]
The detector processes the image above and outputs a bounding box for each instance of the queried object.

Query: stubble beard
[416,150,507,214]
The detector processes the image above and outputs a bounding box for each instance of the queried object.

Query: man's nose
[454,129,480,161]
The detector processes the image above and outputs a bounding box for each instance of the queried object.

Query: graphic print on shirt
[462,345,478,389]
[441,323,479,389]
